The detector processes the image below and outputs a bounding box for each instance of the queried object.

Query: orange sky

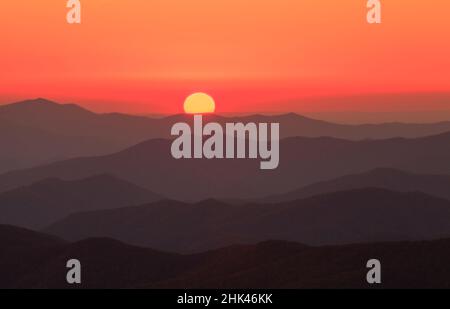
[0,0,449,114]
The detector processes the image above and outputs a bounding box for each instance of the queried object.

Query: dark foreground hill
[0,225,195,289]
[0,174,161,229]
[44,188,450,253]
[1,225,450,289]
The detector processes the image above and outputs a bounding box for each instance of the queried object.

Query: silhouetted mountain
[263,168,450,203]
[0,98,165,141]
[0,98,167,172]
[2,225,450,288]
[3,132,450,200]
[0,118,118,173]
[153,239,450,289]
[44,188,450,253]
[0,175,161,229]
[3,98,450,173]
[234,112,450,140]
[0,225,198,289]
[0,224,64,250]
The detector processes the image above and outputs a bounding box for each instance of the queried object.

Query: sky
[0,0,449,114]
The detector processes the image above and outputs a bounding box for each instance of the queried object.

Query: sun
[183,93,216,114]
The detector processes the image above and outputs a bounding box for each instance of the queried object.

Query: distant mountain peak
[1,98,92,115]
[14,98,58,107]
[33,97,56,103]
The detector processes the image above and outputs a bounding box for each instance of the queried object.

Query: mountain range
[2,131,450,200]
[3,98,450,289]
[43,188,450,253]
[3,167,450,231]
[262,168,450,203]
[2,225,450,289]
[0,175,161,229]
[3,98,450,174]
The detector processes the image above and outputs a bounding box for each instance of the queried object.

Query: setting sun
[183,93,216,114]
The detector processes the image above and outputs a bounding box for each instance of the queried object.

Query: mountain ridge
[0,174,162,229]
[3,98,450,175]
[2,130,450,200]
[43,188,450,253]
[262,168,450,203]
[2,224,450,289]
